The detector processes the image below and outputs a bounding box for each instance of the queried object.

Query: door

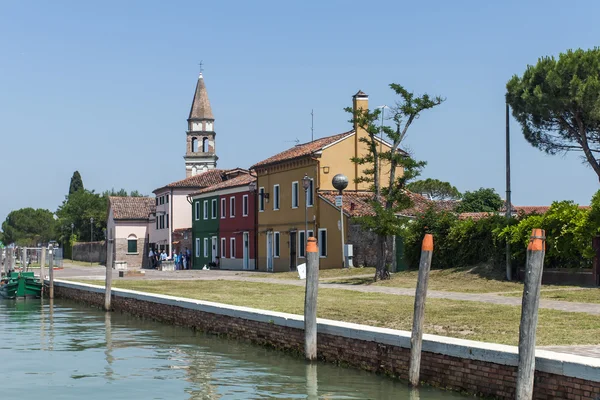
[243,232,250,270]
[266,232,273,272]
[289,231,297,271]
[211,237,218,264]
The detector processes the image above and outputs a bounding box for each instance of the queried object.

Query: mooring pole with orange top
[304,236,319,361]
[516,229,546,400]
[409,233,434,387]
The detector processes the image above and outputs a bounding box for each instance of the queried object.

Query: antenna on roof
[311,109,314,142]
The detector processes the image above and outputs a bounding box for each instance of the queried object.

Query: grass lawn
[255,267,376,280]
[503,289,600,304]
[73,279,600,347]
[63,259,103,267]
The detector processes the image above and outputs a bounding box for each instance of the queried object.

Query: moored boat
[0,272,43,299]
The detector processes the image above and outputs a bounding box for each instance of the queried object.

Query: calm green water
[0,298,466,399]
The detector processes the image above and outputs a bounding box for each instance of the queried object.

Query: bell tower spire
[184,71,218,177]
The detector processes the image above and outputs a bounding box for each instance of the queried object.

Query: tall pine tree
[69,171,84,195]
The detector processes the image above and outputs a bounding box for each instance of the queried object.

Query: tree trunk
[374,234,390,281]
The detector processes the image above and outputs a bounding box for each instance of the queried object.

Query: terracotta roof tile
[154,169,227,193]
[458,212,497,220]
[191,173,256,196]
[109,197,155,220]
[250,131,354,169]
[319,190,436,218]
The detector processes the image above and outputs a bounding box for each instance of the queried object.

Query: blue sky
[1,0,599,225]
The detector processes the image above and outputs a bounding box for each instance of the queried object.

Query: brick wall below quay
[52,280,600,400]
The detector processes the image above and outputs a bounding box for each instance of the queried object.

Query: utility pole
[506,102,512,281]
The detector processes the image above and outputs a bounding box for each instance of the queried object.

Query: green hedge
[403,191,600,270]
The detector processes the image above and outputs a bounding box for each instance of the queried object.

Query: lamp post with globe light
[332,174,349,268]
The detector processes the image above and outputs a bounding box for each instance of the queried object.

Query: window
[242,195,249,217]
[166,195,169,203]
[202,137,209,152]
[192,137,198,152]
[273,184,280,210]
[211,199,217,219]
[203,238,209,257]
[221,238,226,258]
[230,238,236,259]
[195,238,200,257]
[203,200,209,220]
[155,197,158,206]
[292,181,299,208]
[220,198,226,218]
[274,232,280,258]
[298,230,313,258]
[195,201,200,220]
[306,179,314,207]
[127,234,137,253]
[166,214,169,229]
[230,196,236,218]
[159,215,164,229]
[318,229,327,258]
[156,217,159,230]
[259,187,265,212]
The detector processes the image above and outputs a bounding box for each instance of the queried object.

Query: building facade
[250,90,405,272]
[190,173,256,270]
[106,197,155,268]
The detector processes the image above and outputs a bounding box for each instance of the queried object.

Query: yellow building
[250,90,405,272]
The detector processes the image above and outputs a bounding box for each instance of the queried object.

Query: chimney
[352,90,369,190]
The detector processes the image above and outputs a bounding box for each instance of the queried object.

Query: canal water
[0,298,467,399]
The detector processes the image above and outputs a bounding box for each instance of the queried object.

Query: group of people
[148,247,191,270]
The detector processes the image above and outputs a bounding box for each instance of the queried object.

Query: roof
[154,169,227,193]
[250,130,354,169]
[191,173,256,197]
[458,212,498,221]
[188,73,214,120]
[319,190,435,218]
[109,197,155,220]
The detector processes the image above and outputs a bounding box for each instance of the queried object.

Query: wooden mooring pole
[40,247,46,296]
[516,228,546,400]
[409,233,434,387]
[104,228,114,311]
[304,236,319,361]
[48,244,55,299]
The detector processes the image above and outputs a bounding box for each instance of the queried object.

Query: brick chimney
[352,90,369,191]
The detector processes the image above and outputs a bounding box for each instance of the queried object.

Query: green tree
[347,83,444,280]
[455,188,503,213]
[69,171,84,195]
[56,189,107,245]
[406,178,461,200]
[1,208,56,246]
[506,48,600,180]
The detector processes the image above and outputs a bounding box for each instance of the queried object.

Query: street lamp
[90,217,94,265]
[302,174,311,250]
[332,174,349,268]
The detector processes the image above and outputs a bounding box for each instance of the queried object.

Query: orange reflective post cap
[306,237,318,253]
[530,228,545,252]
[422,234,434,251]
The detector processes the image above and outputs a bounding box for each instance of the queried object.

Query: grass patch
[503,289,600,303]
[329,264,577,294]
[73,279,600,346]
[252,267,376,280]
[63,259,102,267]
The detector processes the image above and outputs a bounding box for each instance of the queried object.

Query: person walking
[182,248,188,270]
[172,250,178,270]
[185,247,191,270]
[148,248,155,269]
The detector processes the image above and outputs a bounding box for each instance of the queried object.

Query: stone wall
[72,241,106,264]
[347,224,393,267]
[53,280,600,400]
[114,237,147,268]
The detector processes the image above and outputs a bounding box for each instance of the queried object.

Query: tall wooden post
[516,229,546,400]
[22,248,27,272]
[409,233,434,387]
[40,247,46,296]
[48,244,55,299]
[104,228,114,311]
[304,236,319,361]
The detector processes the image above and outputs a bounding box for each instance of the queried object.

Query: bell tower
[185,72,218,177]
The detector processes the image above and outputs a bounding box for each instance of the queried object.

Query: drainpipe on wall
[249,169,259,271]
[169,188,173,257]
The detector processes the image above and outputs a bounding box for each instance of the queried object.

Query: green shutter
[128,239,137,253]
